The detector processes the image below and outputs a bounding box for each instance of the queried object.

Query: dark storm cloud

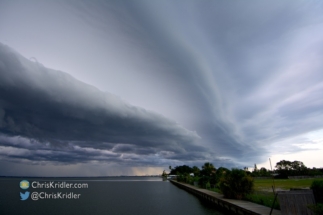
[62,0,268,161]
[0,43,209,165]
[1,0,323,175]
[121,1,323,164]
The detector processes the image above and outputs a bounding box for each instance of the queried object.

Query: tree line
[163,160,323,200]
[167,160,322,179]
[250,160,323,178]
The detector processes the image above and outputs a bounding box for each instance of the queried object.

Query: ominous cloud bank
[0,43,209,167]
[1,1,323,175]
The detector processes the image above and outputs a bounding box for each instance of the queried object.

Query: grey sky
[0,0,323,176]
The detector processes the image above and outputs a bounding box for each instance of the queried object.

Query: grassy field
[254,178,316,191]
[245,191,280,209]
[206,178,321,210]
[246,178,320,209]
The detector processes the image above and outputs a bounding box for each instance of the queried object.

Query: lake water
[0,177,224,215]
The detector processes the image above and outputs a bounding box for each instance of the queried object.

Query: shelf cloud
[0,43,207,167]
[0,1,323,176]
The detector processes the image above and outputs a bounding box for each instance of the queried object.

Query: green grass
[208,187,222,193]
[245,191,280,210]
[205,178,317,210]
[205,184,280,209]
[254,178,316,191]
[245,178,318,209]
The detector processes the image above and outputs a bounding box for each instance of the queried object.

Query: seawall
[170,180,281,215]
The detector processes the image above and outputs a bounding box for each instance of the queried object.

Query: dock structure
[170,180,281,215]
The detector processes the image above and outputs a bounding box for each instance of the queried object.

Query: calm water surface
[0,177,224,215]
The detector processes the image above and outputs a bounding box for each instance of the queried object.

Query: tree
[201,162,216,176]
[169,165,193,175]
[219,169,254,200]
[215,167,229,182]
[275,160,308,177]
[276,160,292,171]
[259,167,271,177]
[291,161,307,172]
[199,162,217,187]
[192,166,200,176]
[254,164,258,172]
[251,164,259,177]
[275,160,292,178]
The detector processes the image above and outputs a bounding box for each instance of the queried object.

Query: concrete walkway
[170,180,281,215]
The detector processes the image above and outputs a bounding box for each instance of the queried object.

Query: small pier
[170,180,281,215]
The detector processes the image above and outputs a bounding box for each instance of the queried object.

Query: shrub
[219,168,254,199]
[177,173,195,185]
[176,174,185,182]
[308,203,323,215]
[311,180,323,204]
[198,175,209,187]
[245,191,280,210]
[206,181,211,189]
[191,176,200,184]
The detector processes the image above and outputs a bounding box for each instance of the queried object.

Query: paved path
[170,180,281,215]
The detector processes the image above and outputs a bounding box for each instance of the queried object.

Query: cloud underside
[0,43,210,166]
[1,1,323,174]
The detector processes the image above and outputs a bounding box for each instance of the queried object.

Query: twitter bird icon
[20,191,30,201]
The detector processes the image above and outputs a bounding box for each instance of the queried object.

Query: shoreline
[170,179,282,215]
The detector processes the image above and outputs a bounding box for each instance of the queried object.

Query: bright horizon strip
[257,129,323,170]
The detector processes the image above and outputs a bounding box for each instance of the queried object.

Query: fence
[277,190,315,215]
[288,175,323,179]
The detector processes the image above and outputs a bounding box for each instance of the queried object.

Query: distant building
[167,175,177,179]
